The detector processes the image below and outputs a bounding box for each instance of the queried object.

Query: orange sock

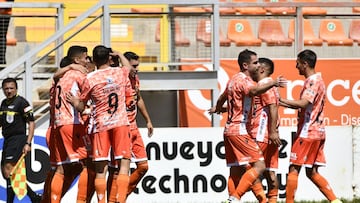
[95,178,107,203]
[251,182,266,203]
[108,175,118,202]
[286,171,298,203]
[128,162,148,196]
[234,168,259,199]
[116,174,130,203]
[227,175,241,196]
[310,173,337,201]
[77,168,88,202]
[267,188,278,203]
[51,172,64,203]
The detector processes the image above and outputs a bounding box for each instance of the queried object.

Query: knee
[137,162,149,175]
[305,169,316,180]
[253,161,266,174]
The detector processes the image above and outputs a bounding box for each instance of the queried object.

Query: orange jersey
[54,70,86,127]
[297,73,326,140]
[247,77,279,143]
[225,72,255,135]
[80,66,130,133]
[126,75,140,124]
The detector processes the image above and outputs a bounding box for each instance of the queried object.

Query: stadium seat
[6,35,17,46]
[258,19,293,46]
[349,20,360,45]
[232,0,267,15]
[353,0,360,13]
[155,20,190,47]
[196,19,231,47]
[172,6,206,13]
[227,19,261,46]
[263,0,296,15]
[288,19,323,46]
[202,7,237,15]
[319,19,353,46]
[130,7,163,13]
[292,0,327,15]
[203,0,237,15]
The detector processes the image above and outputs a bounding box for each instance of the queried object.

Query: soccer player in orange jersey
[106,51,154,203]
[279,49,342,203]
[210,49,286,203]
[50,46,91,203]
[247,57,281,203]
[71,45,132,203]
[124,51,153,198]
[41,56,88,203]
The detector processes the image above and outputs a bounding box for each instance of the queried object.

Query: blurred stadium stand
[0,0,359,127]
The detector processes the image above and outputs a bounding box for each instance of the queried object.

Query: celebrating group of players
[42,45,153,203]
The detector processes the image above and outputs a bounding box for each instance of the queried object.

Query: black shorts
[1,134,27,166]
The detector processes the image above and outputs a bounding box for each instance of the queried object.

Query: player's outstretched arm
[279,97,310,109]
[53,64,87,82]
[249,76,287,96]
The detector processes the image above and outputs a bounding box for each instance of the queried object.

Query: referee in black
[0,77,41,202]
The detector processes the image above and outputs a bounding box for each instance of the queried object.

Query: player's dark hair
[67,45,88,62]
[297,49,317,68]
[93,45,111,67]
[237,49,257,71]
[259,57,274,75]
[124,51,139,61]
[59,56,72,68]
[58,46,87,68]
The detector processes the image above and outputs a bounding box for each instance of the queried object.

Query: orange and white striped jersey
[247,77,279,143]
[225,72,255,135]
[297,73,326,140]
[54,70,86,127]
[80,66,130,133]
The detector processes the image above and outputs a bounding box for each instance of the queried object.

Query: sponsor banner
[128,127,353,202]
[1,127,353,202]
[180,59,360,127]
